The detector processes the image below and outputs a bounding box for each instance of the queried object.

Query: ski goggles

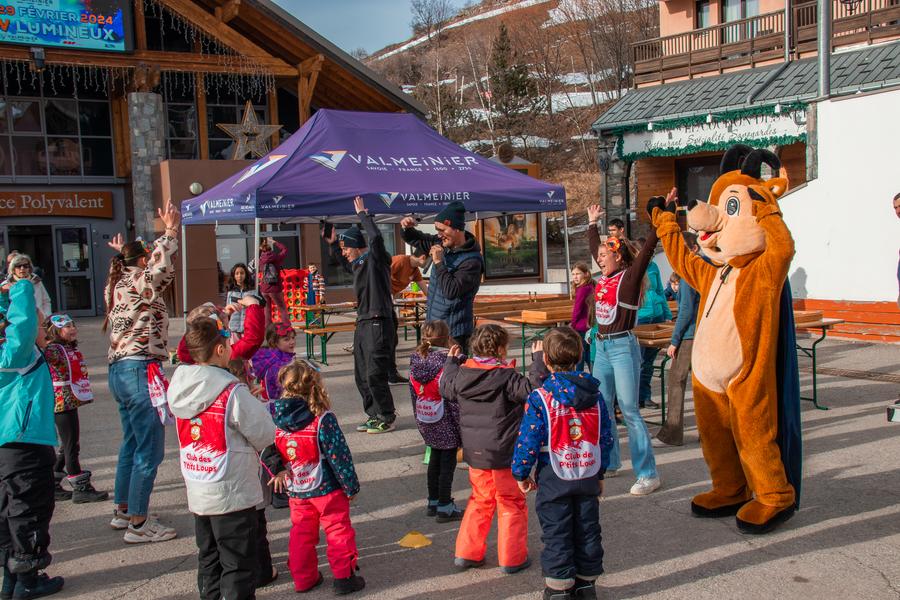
[50,314,74,329]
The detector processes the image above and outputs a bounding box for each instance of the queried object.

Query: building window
[320,224,397,287]
[145,4,194,53]
[215,224,302,289]
[204,75,270,160]
[160,73,198,160]
[696,0,711,28]
[0,65,115,180]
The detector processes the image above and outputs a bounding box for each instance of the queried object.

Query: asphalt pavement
[46,318,900,600]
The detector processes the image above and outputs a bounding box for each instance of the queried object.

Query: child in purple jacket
[409,320,463,522]
[251,323,296,402]
[569,262,595,371]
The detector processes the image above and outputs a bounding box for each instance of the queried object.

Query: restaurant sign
[0,191,114,218]
[619,112,806,161]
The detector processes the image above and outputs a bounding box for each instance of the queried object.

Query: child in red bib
[408,320,462,521]
[265,360,365,595]
[512,327,614,600]
[42,314,109,503]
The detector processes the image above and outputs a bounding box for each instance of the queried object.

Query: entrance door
[53,226,95,316]
[676,155,722,229]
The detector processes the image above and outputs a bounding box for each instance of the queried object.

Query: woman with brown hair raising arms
[103,199,181,544]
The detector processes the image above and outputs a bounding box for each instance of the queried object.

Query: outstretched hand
[353,195,366,215]
[448,344,462,358]
[159,198,181,230]
[107,233,125,253]
[587,204,605,224]
[531,340,543,354]
[400,216,416,229]
[646,188,677,218]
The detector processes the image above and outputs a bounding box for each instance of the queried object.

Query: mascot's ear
[741,149,781,179]
[720,144,753,174]
[765,177,789,199]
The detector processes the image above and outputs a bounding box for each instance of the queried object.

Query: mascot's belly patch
[693,267,743,393]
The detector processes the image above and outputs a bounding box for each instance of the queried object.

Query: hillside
[365,0,658,210]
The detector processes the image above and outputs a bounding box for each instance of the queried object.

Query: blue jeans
[108,359,165,517]
[591,333,658,479]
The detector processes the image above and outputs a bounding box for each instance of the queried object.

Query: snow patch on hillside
[375,0,556,61]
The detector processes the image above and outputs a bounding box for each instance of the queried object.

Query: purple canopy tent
[178,109,571,313]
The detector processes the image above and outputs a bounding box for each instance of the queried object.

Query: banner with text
[0,191,114,218]
[619,113,807,161]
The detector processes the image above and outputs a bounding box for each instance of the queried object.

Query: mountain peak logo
[379,192,399,208]
[547,190,556,199]
[234,155,287,186]
[272,195,284,204]
[310,150,348,171]
[200,202,208,216]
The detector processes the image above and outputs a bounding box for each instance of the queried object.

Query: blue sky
[276,0,467,54]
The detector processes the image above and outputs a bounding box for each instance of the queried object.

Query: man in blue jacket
[653,232,701,448]
[401,202,483,354]
[0,279,64,598]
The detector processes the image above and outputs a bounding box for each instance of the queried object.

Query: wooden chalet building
[0,0,425,315]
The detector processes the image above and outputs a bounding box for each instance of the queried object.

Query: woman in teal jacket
[0,279,65,598]
[636,259,673,409]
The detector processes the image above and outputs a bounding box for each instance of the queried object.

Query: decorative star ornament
[216,101,283,160]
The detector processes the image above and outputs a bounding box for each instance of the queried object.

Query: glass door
[53,225,95,316]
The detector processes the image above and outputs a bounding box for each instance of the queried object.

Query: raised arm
[752,192,795,282]
[400,217,439,256]
[0,280,38,369]
[648,191,715,293]
[356,197,390,264]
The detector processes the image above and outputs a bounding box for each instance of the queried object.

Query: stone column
[128,92,166,242]
[598,134,628,228]
[804,103,817,182]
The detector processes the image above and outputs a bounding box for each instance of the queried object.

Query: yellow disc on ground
[398,531,432,549]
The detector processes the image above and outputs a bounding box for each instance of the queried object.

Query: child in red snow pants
[455,468,528,568]
[288,491,358,590]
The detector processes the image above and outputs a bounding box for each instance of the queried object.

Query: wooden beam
[0,46,296,77]
[268,87,280,148]
[158,0,284,61]
[297,54,324,125]
[214,0,241,23]
[110,92,131,177]
[134,0,148,51]
[196,75,210,159]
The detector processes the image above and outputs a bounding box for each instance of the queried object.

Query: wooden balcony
[633,0,900,86]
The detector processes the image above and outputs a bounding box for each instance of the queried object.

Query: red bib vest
[49,344,92,402]
[274,413,328,494]
[176,382,238,483]
[594,270,624,327]
[537,388,602,481]
[410,371,444,424]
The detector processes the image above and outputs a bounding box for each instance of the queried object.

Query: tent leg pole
[563,211,572,299]
[181,225,188,316]
[254,219,261,278]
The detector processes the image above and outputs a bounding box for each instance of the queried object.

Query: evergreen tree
[488,22,543,144]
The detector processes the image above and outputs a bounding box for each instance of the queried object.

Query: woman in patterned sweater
[103,199,180,544]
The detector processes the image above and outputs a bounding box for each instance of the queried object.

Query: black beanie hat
[339,226,366,249]
[434,201,467,231]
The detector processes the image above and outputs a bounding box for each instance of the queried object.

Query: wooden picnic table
[504,314,572,373]
[795,318,845,410]
[394,296,427,344]
[296,302,358,364]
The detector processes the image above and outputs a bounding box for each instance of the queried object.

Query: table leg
[321,333,329,366]
[659,355,669,423]
[521,322,527,374]
[797,327,829,410]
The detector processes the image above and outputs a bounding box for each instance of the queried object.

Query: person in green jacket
[0,279,64,599]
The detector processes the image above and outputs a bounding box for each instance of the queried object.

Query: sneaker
[11,572,64,600]
[110,509,130,530]
[454,557,485,570]
[630,477,661,496]
[435,500,464,523]
[366,420,395,434]
[426,499,439,517]
[388,373,407,385]
[356,418,378,432]
[53,485,72,502]
[333,574,365,595]
[123,517,177,544]
[572,577,598,599]
[543,588,573,600]
[642,399,660,410]
[500,557,531,575]
[604,469,619,478]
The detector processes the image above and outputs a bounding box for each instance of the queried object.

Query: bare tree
[410,0,455,40]
[518,13,565,115]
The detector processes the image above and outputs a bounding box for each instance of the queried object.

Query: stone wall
[128,92,166,242]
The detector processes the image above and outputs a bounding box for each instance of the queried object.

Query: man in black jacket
[325,196,396,434]
[401,202,484,353]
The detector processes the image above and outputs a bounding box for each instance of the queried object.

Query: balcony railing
[632,0,900,86]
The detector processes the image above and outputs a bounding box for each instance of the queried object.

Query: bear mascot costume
[647,144,802,534]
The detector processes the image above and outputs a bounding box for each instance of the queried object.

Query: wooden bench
[299,322,356,365]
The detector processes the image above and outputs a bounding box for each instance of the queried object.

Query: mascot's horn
[740,149,782,179]
[720,144,753,174]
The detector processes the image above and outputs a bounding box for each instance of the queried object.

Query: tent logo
[235,155,287,186]
[379,193,399,207]
[272,195,284,204]
[199,198,234,216]
[310,150,348,171]
[547,190,556,199]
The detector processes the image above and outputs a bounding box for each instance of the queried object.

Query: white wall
[781,88,900,302]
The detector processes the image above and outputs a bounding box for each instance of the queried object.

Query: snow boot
[68,472,109,504]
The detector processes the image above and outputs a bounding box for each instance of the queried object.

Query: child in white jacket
[167,315,275,600]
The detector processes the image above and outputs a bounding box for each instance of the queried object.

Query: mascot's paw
[691,490,751,518]
[646,196,673,219]
[735,500,796,535]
